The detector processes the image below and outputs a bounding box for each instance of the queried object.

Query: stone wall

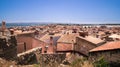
[0,36,17,60]
[17,47,42,65]
[17,47,66,66]
[89,49,120,65]
[76,37,96,56]
[39,53,66,67]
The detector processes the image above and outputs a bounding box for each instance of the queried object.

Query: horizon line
[1,20,119,24]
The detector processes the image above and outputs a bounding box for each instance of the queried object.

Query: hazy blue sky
[0,0,120,24]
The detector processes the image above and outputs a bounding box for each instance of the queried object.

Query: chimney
[50,36,56,53]
[10,29,14,35]
[67,32,69,35]
[79,32,85,37]
[72,29,77,33]
[44,46,48,53]
[50,36,53,45]
[50,36,53,40]
[96,35,99,38]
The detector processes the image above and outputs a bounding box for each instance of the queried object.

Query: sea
[0,23,49,28]
[0,22,120,28]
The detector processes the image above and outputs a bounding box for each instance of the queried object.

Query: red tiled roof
[78,36,105,44]
[57,33,79,43]
[90,41,120,52]
[40,34,61,42]
[15,30,35,35]
[40,33,61,45]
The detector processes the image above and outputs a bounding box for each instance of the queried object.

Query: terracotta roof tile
[57,33,79,43]
[90,41,120,52]
[40,34,61,41]
[78,36,105,44]
[14,30,34,35]
[40,33,61,45]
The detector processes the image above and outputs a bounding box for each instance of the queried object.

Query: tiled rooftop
[90,41,120,52]
[57,33,79,43]
[78,36,105,44]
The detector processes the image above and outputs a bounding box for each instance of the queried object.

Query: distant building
[109,34,120,41]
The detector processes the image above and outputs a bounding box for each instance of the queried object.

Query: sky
[0,0,120,24]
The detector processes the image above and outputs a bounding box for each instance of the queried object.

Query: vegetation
[93,56,109,67]
[71,58,84,67]
[70,57,93,67]
[33,64,39,67]
[0,56,111,67]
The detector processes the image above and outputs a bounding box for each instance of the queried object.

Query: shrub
[94,56,109,67]
[71,58,84,67]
